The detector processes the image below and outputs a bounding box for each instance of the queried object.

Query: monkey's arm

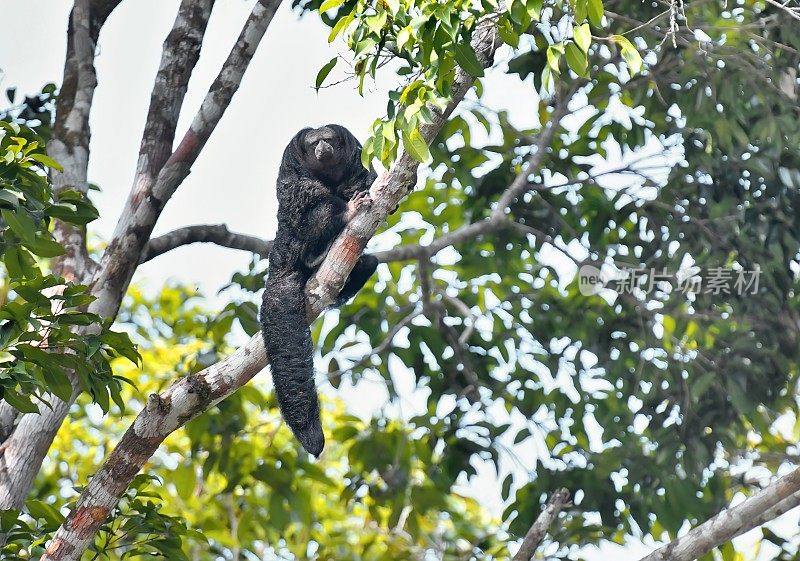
[337,166,377,201]
[295,193,352,268]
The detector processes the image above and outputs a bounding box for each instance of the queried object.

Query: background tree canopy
[1,0,800,559]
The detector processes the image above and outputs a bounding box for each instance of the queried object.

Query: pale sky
[1,2,789,559]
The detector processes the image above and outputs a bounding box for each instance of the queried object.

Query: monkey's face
[304,126,345,165]
[306,128,340,164]
[296,125,358,183]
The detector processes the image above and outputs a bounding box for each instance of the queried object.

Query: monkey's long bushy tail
[260,269,325,457]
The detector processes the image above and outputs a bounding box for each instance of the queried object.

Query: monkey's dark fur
[260,124,378,457]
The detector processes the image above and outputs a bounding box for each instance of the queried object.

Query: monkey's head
[288,124,362,184]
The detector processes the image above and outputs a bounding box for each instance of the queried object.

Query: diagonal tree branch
[134,0,217,219]
[512,488,570,561]
[637,467,800,561]
[41,15,504,561]
[140,224,273,262]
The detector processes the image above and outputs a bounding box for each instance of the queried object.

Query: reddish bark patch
[169,129,200,164]
[70,505,110,538]
[339,233,365,259]
[45,537,75,557]
[131,185,145,207]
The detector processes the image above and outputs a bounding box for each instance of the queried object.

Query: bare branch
[512,488,571,561]
[91,0,282,320]
[764,0,800,21]
[135,0,216,209]
[141,224,273,262]
[439,291,478,346]
[495,86,578,213]
[42,15,503,559]
[323,307,423,384]
[47,0,118,283]
[638,468,800,561]
[373,217,505,262]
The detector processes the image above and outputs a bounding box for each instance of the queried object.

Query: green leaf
[612,34,643,74]
[26,500,65,526]
[361,136,374,169]
[575,0,588,22]
[574,23,591,53]
[588,0,603,27]
[526,0,543,19]
[565,42,588,75]
[43,368,73,402]
[3,387,39,414]
[101,330,141,365]
[329,14,354,42]
[24,236,65,258]
[2,209,36,244]
[4,247,23,279]
[690,372,716,402]
[397,26,413,51]
[365,11,387,34]
[546,45,561,74]
[453,43,485,78]
[0,190,20,209]
[319,0,345,12]
[498,17,520,48]
[354,37,378,57]
[315,57,338,91]
[402,127,430,162]
[28,153,63,172]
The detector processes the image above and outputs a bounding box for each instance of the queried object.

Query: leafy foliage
[303,0,643,168]
[0,121,138,413]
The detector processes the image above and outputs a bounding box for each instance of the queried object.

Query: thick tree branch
[135,0,216,219]
[141,224,273,262]
[638,468,800,561]
[512,488,570,561]
[41,338,267,560]
[46,0,112,283]
[91,0,282,320]
[42,15,503,560]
